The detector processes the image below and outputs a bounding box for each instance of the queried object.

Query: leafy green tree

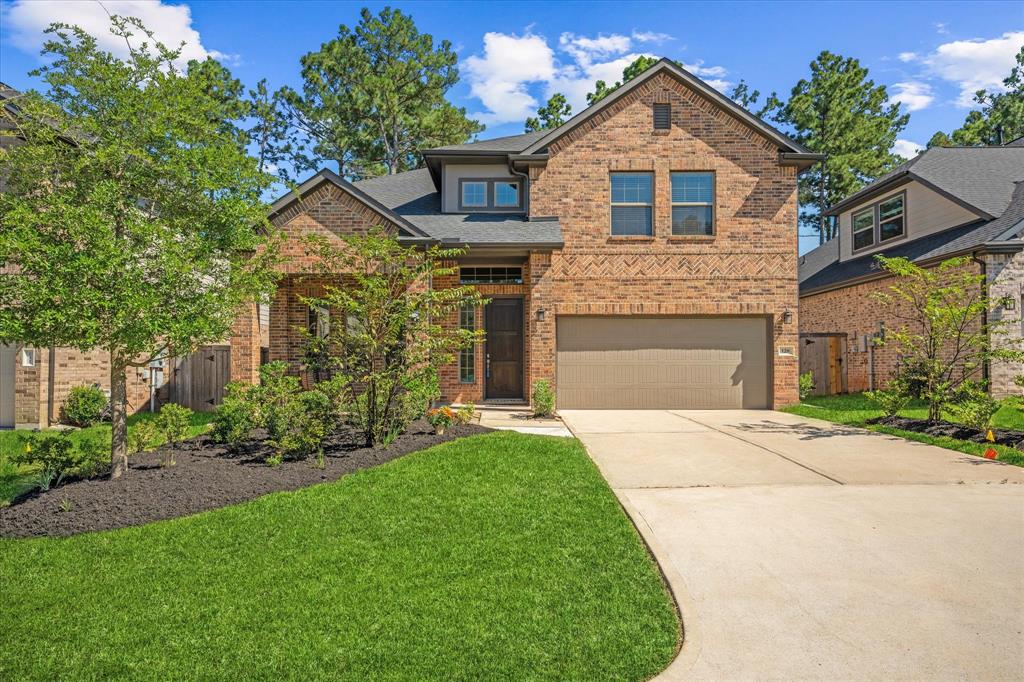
[0,18,279,477]
[872,256,1024,422]
[525,93,572,132]
[729,79,776,117]
[928,46,1024,147]
[303,230,484,447]
[769,51,908,243]
[276,6,482,179]
[586,55,659,106]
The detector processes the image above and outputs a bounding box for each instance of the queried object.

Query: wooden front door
[486,298,524,399]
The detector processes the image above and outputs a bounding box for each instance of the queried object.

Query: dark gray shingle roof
[353,168,563,247]
[426,130,548,154]
[827,146,1024,218]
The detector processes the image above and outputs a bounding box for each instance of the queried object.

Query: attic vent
[653,103,671,130]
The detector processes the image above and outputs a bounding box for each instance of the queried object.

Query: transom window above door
[610,172,653,236]
[457,179,523,211]
[671,172,715,235]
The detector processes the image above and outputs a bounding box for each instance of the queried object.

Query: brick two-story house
[229,59,819,411]
[799,141,1024,397]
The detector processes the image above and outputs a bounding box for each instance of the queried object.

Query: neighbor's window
[494,181,520,207]
[461,181,487,208]
[459,303,476,383]
[852,207,875,251]
[879,194,905,242]
[653,103,671,130]
[610,172,653,236]
[671,172,714,235]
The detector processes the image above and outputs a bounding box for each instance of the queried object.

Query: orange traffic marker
[984,447,998,460]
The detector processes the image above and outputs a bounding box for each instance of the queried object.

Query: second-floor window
[671,172,714,235]
[458,179,523,211]
[852,192,906,252]
[610,172,653,236]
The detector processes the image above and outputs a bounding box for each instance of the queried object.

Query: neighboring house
[0,84,246,429]
[230,58,820,410]
[799,142,1024,397]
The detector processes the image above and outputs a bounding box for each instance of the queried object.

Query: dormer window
[457,178,523,211]
[879,195,905,242]
[852,192,906,253]
[852,207,875,251]
[461,181,487,208]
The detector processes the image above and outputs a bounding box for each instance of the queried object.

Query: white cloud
[892,139,924,159]
[923,31,1024,106]
[2,0,235,70]
[463,29,725,125]
[463,31,556,125]
[632,30,673,44]
[898,51,919,63]
[934,22,949,35]
[888,81,934,111]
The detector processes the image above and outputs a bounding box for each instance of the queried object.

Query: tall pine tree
[769,51,908,243]
[525,93,572,132]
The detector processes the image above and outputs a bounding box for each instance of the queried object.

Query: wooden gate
[799,334,847,396]
[166,345,231,412]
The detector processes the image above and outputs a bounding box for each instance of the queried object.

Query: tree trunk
[110,355,129,478]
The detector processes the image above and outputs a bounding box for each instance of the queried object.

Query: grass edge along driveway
[783,393,1024,467]
[0,431,680,681]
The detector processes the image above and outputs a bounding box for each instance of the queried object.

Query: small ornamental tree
[872,255,1024,422]
[0,18,280,477]
[303,230,485,447]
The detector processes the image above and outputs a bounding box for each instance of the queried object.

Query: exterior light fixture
[781,308,793,324]
[536,308,546,322]
[1003,296,1016,311]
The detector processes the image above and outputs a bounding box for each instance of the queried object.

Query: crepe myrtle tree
[0,18,280,477]
[871,255,1024,422]
[302,229,485,447]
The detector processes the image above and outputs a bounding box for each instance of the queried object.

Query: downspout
[47,346,55,427]
[506,156,531,216]
[971,251,990,386]
[507,155,533,402]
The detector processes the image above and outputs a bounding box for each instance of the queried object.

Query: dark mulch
[870,415,1024,448]
[0,419,491,539]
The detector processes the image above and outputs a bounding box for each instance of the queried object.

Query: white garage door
[556,316,770,409]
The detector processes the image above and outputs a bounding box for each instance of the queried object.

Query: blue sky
[2,1,1022,253]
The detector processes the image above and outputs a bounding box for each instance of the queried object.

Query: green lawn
[0,432,680,680]
[783,393,1024,467]
[0,411,215,505]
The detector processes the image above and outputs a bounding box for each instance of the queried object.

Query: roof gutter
[779,152,825,173]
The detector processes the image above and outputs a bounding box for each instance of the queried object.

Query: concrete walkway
[471,405,572,437]
[560,409,1024,681]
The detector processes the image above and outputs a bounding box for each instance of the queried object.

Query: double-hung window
[852,192,906,252]
[459,303,476,383]
[610,172,653,236]
[671,172,714,235]
[878,195,905,242]
[852,207,875,251]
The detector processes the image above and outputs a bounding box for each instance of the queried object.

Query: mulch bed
[869,415,1024,448]
[0,419,491,539]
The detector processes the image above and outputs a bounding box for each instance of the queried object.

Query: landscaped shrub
[455,403,476,425]
[865,376,913,417]
[404,368,440,420]
[426,406,456,435]
[531,379,555,418]
[211,382,259,446]
[13,432,108,490]
[128,420,159,454]
[266,389,333,466]
[61,385,108,427]
[798,371,815,401]
[155,404,194,466]
[947,382,1001,432]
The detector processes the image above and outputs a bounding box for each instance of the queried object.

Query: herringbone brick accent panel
[552,252,793,280]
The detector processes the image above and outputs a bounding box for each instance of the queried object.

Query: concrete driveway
[560,409,1024,681]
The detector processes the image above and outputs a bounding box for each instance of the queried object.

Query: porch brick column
[230,303,261,384]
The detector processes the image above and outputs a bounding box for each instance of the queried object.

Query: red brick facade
[230,71,802,409]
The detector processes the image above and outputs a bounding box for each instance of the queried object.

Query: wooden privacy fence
[165,345,231,412]
[799,333,847,396]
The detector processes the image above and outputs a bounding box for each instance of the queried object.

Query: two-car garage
[555,316,771,409]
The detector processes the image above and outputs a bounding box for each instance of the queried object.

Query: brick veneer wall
[985,250,1024,397]
[525,72,801,408]
[799,259,986,394]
